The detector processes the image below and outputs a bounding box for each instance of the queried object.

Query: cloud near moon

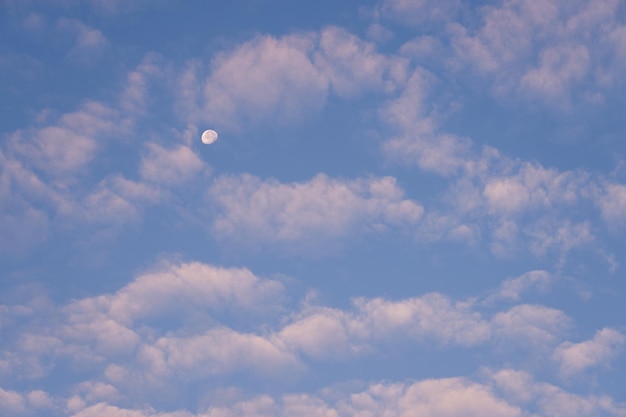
[201,129,218,145]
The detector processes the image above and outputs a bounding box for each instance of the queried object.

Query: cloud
[381,69,473,176]
[25,371,623,417]
[139,143,205,186]
[520,43,590,102]
[488,368,625,417]
[482,162,581,216]
[314,27,408,97]
[8,101,122,176]
[120,53,163,116]
[202,33,328,131]
[487,270,554,303]
[553,328,625,377]
[208,173,423,247]
[80,175,160,225]
[1,259,622,414]
[181,27,407,133]
[56,18,110,64]
[138,327,300,380]
[276,292,490,361]
[492,304,570,349]
[0,387,26,415]
[66,261,285,327]
[447,0,625,106]
[376,0,461,26]
[597,183,626,228]
[338,378,522,417]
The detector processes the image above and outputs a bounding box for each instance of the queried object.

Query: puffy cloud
[381,69,473,176]
[482,163,581,216]
[526,220,594,264]
[553,328,625,376]
[182,27,406,133]
[19,373,625,417]
[492,304,570,349]
[66,261,285,326]
[0,387,26,415]
[1,259,623,416]
[353,294,490,346]
[80,175,160,225]
[448,0,625,105]
[338,378,522,417]
[275,293,545,361]
[520,43,590,101]
[488,368,625,417]
[8,101,120,176]
[139,144,205,185]
[208,173,423,246]
[597,183,626,228]
[202,33,328,131]
[142,327,300,379]
[488,270,554,303]
[314,27,408,97]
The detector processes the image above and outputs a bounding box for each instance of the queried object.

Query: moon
[201,129,218,145]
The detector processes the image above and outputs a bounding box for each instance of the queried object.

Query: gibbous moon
[201,129,218,145]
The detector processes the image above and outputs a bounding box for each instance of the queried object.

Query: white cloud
[183,27,407,133]
[526,220,594,264]
[492,304,570,349]
[520,43,590,102]
[0,260,587,394]
[19,372,624,417]
[208,173,423,247]
[9,126,87,180]
[553,328,625,376]
[488,270,554,303]
[381,69,473,176]
[276,292,511,361]
[202,33,328,131]
[120,53,162,116]
[314,27,408,97]
[27,390,54,409]
[448,0,625,105]
[66,261,285,327]
[488,368,625,417]
[80,175,160,225]
[139,143,205,185]
[339,378,522,417]
[56,18,109,64]
[144,327,300,379]
[353,294,490,346]
[482,162,581,216]
[8,101,121,176]
[0,387,26,415]
[598,183,626,228]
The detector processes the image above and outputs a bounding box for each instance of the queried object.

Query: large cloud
[208,173,423,247]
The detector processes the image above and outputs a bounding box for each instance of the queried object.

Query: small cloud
[139,143,205,186]
[56,17,110,65]
[553,328,625,377]
[486,270,554,303]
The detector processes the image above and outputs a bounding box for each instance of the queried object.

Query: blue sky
[1,0,626,416]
